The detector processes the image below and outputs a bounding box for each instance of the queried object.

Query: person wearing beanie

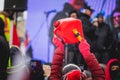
[61,64,84,80]
[84,70,92,80]
[92,12,113,64]
[50,35,105,80]
[79,5,97,54]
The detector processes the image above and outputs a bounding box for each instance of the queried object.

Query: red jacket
[50,39,105,80]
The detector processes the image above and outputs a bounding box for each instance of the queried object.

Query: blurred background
[0,0,119,63]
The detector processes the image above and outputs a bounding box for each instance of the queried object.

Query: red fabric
[66,70,81,80]
[79,39,90,55]
[50,36,64,80]
[50,39,105,80]
[83,54,105,80]
[105,59,120,80]
[50,42,64,80]
[12,23,20,47]
[52,37,64,50]
[54,18,84,44]
[79,39,105,80]
[50,18,104,80]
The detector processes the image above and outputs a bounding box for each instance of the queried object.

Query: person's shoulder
[52,11,67,21]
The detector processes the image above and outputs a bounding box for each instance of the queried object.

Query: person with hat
[0,10,20,47]
[50,35,105,80]
[80,5,97,53]
[81,5,94,17]
[92,12,113,64]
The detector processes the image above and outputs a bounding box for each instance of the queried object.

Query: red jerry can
[54,18,84,44]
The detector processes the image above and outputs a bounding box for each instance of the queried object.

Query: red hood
[105,59,120,80]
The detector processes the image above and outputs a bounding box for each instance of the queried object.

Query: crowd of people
[49,0,120,80]
[0,0,120,80]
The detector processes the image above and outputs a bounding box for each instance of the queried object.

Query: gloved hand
[52,35,64,50]
[79,39,90,55]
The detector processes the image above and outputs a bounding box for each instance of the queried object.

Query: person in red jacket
[50,35,105,80]
[105,59,120,80]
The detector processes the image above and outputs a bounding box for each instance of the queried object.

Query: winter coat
[94,22,113,53]
[79,14,96,52]
[50,39,105,80]
[0,18,6,40]
[105,59,120,80]
[110,26,120,59]
[0,36,10,80]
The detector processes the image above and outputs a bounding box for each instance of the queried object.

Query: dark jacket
[94,22,113,53]
[109,26,120,60]
[50,40,105,80]
[0,36,10,80]
[50,46,64,80]
[80,14,96,52]
[0,18,6,39]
